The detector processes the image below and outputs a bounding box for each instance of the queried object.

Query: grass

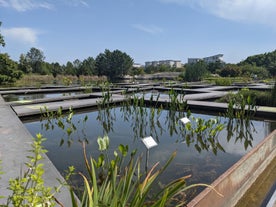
[217,89,275,107]
[13,74,107,87]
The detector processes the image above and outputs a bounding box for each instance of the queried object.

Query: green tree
[219,64,241,77]
[95,49,133,80]
[0,53,23,84]
[239,49,276,77]
[18,54,32,73]
[26,47,46,74]
[51,62,62,78]
[207,61,224,73]
[0,22,5,48]
[240,64,269,79]
[184,61,209,81]
[73,59,82,77]
[64,61,76,75]
[78,56,95,76]
[268,62,276,77]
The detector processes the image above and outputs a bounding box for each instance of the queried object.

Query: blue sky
[1,0,276,65]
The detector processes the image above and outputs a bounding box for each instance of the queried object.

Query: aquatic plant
[224,89,257,149]
[181,116,225,155]
[40,106,88,146]
[69,136,222,207]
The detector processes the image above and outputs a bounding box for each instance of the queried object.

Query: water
[23,106,274,200]
[3,92,82,102]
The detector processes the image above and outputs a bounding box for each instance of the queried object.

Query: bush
[214,77,232,86]
[218,89,273,106]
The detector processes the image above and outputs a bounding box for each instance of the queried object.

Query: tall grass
[14,74,107,87]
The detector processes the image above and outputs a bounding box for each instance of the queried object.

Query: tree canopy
[26,47,46,74]
[184,61,209,81]
[239,50,276,76]
[0,53,23,84]
[95,49,133,80]
[0,22,5,48]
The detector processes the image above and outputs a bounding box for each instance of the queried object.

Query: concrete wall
[188,130,276,207]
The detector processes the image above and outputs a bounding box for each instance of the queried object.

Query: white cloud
[132,24,163,35]
[2,27,39,45]
[66,0,89,7]
[159,0,276,28]
[0,0,53,11]
[0,0,89,11]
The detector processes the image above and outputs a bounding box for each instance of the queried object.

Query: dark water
[3,92,82,102]
[24,106,274,200]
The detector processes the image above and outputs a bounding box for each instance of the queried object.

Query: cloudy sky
[0,0,276,64]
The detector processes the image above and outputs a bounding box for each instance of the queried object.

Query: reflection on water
[24,106,274,198]
[3,92,81,102]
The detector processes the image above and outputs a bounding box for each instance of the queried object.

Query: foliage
[0,21,5,48]
[183,116,225,154]
[40,106,88,146]
[18,54,32,73]
[224,89,257,150]
[78,57,96,76]
[130,66,145,76]
[95,49,134,80]
[144,65,171,74]
[272,80,276,106]
[218,64,241,77]
[184,61,209,81]
[240,64,269,79]
[206,61,224,73]
[26,47,46,74]
[239,49,276,76]
[3,134,72,207]
[70,136,220,207]
[218,88,274,107]
[212,77,233,86]
[0,53,23,84]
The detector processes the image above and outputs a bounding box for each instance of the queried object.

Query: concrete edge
[187,129,276,207]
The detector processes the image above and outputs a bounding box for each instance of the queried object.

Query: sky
[0,0,276,65]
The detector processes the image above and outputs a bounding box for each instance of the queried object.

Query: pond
[23,105,275,201]
[3,92,82,102]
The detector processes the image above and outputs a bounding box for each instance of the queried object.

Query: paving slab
[13,94,126,117]
[0,96,74,206]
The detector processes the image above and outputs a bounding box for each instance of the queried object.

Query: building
[187,54,224,64]
[145,60,182,68]
[133,63,143,68]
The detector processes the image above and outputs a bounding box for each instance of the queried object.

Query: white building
[133,63,143,68]
[145,60,182,68]
[188,54,224,64]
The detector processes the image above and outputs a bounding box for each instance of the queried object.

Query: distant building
[145,60,182,68]
[187,54,224,64]
[133,63,143,68]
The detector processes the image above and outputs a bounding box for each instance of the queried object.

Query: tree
[26,47,45,74]
[0,22,5,48]
[207,61,224,74]
[219,64,241,77]
[184,61,209,81]
[95,49,133,80]
[0,53,23,84]
[239,49,276,77]
[64,61,76,75]
[240,64,269,79]
[18,54,32,73]
[51,62,62,78]
[78,57,95,76]
[73,59,82,77]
